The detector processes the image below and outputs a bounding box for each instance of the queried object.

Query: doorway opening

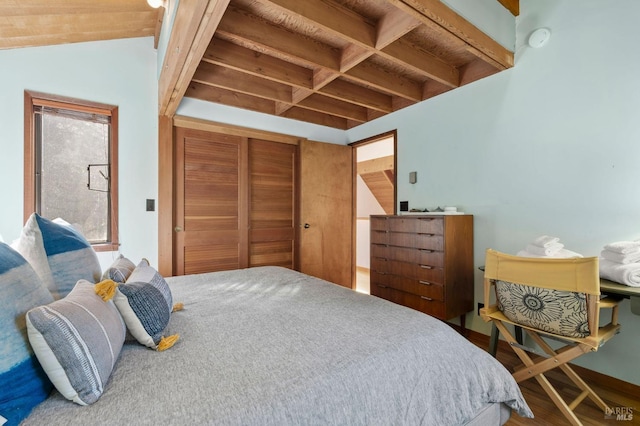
[351,131,397,294]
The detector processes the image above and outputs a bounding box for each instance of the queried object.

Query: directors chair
[480,249,621,426]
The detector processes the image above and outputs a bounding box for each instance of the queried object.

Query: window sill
[92,242,119,252]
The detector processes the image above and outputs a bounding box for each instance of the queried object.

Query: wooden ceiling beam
[249,0,459,98]
[262,0,376,48]
[281,107,349,130]
[344,62,423,101]
[217,5,341,70]
[375,6,421,49]
[193,62,293,103]
[391,0,513,70]
[158,0,230,117]
[381,39,459,88]
[185,82,276,115]
[320,79,393,113]
[202,37,313,90]
[297,94,368,122]
[497,0,519,16]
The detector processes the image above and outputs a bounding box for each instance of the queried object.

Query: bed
[21,265,532,425]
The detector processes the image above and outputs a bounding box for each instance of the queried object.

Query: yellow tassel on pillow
[157,334,179,351]
[95,279,118,302]
[172,302,184,312]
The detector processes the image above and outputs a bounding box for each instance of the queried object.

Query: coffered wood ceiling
[2,0,518,130]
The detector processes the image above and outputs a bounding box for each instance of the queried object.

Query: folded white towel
[600,249,640,264]
[599,259,640,287]
[603,241,640,254]
[517,249,583,259]
[531,235,561,248]
[525,243,564,257]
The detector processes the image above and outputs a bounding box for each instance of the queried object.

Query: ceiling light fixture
[147,0,164,8]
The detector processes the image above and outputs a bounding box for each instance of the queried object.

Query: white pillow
[13,213,101,299]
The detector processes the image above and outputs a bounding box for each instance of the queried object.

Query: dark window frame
[24,90,119,252]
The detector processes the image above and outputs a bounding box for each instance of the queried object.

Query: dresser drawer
[387,233,443,251]
[370,230,388,245]
[370,217,388,231]
[370,257,390,274]
[371,243,388,259]
[386,275,444,300]
[371,269,444,299]
[388,217,443,234]
[372,286,446,319]
[387,260,443,283]
[385,246,443,267]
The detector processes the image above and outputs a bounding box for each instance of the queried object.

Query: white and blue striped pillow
[26,280,126,405]
[111,261,176,350]
[0,242,54,425]
[13,214,102,299]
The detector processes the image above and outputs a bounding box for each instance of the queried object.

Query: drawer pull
[419,264,433,269]
[417,233,435,236]
[375,257,388,261]
[419,249,434,253]
[419,280,432,286]
[420,296,433,301]
[377,284,388,289]
[375,271,386,275]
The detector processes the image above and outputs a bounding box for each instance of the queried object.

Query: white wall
[0,37,159,269]
[347,0,640,385]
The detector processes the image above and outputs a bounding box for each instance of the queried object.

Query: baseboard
[466,329,640,396]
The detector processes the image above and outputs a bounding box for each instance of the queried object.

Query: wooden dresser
[370,214,474,328]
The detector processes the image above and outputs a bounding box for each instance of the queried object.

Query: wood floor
[467,331,640,426]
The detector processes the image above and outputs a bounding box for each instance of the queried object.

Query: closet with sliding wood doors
[173,127,298,276]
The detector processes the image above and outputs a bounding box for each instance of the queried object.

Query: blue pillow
[13,213,101,299]
[96,260,179,351]
[0,242,55,425]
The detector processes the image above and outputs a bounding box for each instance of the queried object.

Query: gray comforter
[23,266,532,425]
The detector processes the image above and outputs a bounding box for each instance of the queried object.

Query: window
[24,91,118,251]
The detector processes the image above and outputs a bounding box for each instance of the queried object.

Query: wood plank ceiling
[186,0,516,129]
[1,0,517,130]
[0,0,160,49]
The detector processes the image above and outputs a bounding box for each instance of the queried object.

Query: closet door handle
[174,226,183,232]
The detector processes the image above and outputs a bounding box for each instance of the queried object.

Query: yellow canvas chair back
[480,249,621,426]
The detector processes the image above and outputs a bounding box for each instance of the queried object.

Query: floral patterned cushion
[495,280,590,338]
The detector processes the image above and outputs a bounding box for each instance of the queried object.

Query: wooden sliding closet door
[174,128,298,275]
[174,128,248,275]
[248,139,297,269]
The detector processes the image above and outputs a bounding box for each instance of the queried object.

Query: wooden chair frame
[480,249,621,426]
